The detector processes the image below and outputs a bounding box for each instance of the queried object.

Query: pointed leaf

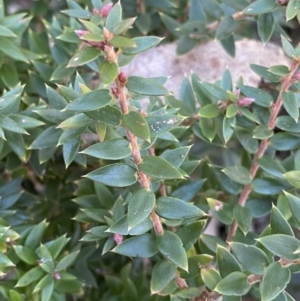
[68,47,101,67]
[99,61,118,85]
[147,115,185,136]
[257,234,300,260]
[139,156,183,179]
[105,1,122,31]
[157,230,188,271]
[46,85,68,110]
[270,205,294,236]
[65,89,112,112]
[243,0,277,15]
[55,251,79,272]
[85,163,137,187]
[14,245,38,265]
[113,233,158,257]
[215,272,250,296]
[199,104,221,118]
[128,189,156,229]
[151,260,176,294]
[284,191,300,226]
[126,76,169,96]
[122,36,163,55]
[258,13,274,43]
[286,0,300,20]
[230,242,269,275]
[233,205,252,234]
[217,245,241,277]
[16,266,45,287]
[201,268,221,290]
[122,111,150,141]
[261,262,290,301]
[82,138,131,160]
[222,165,251,185]
[283,171,300,188]
[282,92,299,122]
[156,197,206,220]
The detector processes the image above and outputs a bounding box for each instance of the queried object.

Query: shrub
[1,0,300,301]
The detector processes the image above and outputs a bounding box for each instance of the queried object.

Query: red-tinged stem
[226,59,299,244]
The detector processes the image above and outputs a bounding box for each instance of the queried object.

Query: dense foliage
[1,0,300,300]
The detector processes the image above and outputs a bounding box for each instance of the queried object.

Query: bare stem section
[226,60,299,243]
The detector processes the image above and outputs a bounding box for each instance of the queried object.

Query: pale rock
[122,39,290,97]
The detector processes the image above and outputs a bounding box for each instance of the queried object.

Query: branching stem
[226,59,299,244]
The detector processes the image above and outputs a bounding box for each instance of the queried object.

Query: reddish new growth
[92,3,113,17]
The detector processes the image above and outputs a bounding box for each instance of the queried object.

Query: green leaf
[226,104,238,118]
[270,132,300,150]
[109,36,136,48]
[201,268,221,290]
[122,111,150,141]
[156,197,206,220]
[257,156,285,179]
[9,290,25,301]
[65,89,112,112]
[281,35,295,58]
[113,17,137,35]
[105,1,122,31]
[286,0,300,21]
[147,115,185,136]
[258,13,274,43]
[261,262,290,301]
[238,85,273,107]
[282,92,299,122]
[99,61,118,85]
[0,114,28,134]
[176,34,195,55]
[199,0,223,19]
[128,189,156,229]
[230,243,269,275]
[126,76,169,96]
[68,47,102,67]
[222,165,251,185]
[55,251,79,272]
[283,171,300,188]
[57,126,86,146]
[0,252,15,267]
[176,221,206,251]
[157,230,188,271]
[46,85,68,110]
[85,105,121,126]
[122,36,163,55]
[25,220,48,250]
[0,24,17,37]
[16,266,45,287]
[215,272,250,296]
[36,244,54,274]
[41,279,54,301]
[113,233,158,257]
[14,245,38,265]
[233,205,252,234]
[62,8,91,19]
[269,65,290,76]
[253,177,291,195]
[243,0,277,15]
[175,288,201,298]
[9,114,44,129]
[199,104,221,118]
[58,113,90,129]
[201,82,228,100]
[234,126,259,154]
[85,163,137,187]
[284,191,300,227]
[199,118,216,142]
[30,126,63,149]
[253,124,273,139]
[0,37,28,62]
[45,235,69,260]
[179,21,207,36]
[160,146,191,168]
[217,245,241,277]
[250,64,281,82]
[81,139,131,160]
[139,156,183,180]
[151,260,176,294]
[1,64,18,88]
[5,132,26,161]
[257,234,300,260]
[270,205,294,236]
[216,16,237,40]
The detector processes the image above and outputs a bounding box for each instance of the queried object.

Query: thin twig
[226,59,299,244]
